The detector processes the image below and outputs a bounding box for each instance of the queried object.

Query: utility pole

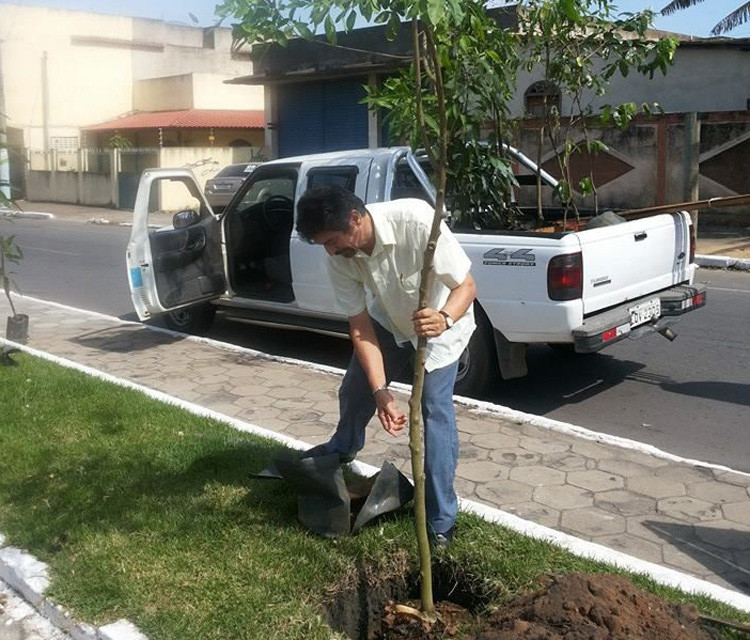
[0,38,10,200]
[42,51,50,171]
[683,112,701,235]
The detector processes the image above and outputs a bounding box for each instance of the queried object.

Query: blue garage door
[278,77,369,157]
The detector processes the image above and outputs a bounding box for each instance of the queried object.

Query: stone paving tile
[457,461,507,483]
[595,490,656,517]
[687,481,750,504]
[657,496,723,522]
[506,502,561,529]
[476,479,534,506]
[567,469,625,492]
[627,476,686,500]
[509,465,566,486]
[534,485,593,510]
[561,507,626,537]
[722,502,750,526]
[594,533,664,565]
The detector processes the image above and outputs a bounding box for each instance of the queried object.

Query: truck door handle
[634,232,648,241]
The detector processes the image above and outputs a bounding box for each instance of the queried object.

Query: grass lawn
[0,353,747,639]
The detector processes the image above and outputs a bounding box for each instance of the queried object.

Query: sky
[2,0,749,38]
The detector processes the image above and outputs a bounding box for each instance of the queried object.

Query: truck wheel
[164,303,216,335]
[454,309,497,398]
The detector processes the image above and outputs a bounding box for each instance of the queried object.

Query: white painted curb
[3,337,750,617]
[0,210,56,220]
[695,254,750,270]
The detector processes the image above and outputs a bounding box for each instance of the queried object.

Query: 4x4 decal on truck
[482,248,536,267]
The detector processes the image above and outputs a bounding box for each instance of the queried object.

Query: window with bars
[50,136,80,153]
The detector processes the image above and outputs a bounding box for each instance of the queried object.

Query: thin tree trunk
[408,18,435,618]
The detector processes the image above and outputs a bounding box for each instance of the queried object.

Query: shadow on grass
[0,439,309,554]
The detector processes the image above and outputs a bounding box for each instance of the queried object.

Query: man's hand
[374,389,407,435]
[412,308,448,338]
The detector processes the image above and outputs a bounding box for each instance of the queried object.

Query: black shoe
[429,525,456,548]
[301,445,356,464]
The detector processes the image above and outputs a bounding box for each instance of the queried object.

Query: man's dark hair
[296,185,366,243]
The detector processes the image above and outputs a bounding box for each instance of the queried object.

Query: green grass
[0,353,748,639]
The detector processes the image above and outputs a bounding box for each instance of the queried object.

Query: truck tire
[454,307,497,398]
[164,303,216,335]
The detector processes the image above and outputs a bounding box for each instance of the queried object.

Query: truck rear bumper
[572,283,707,353]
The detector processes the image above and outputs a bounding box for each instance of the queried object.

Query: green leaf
[324,15,336,43]
[426,0,444,26]
[346,10,356,32]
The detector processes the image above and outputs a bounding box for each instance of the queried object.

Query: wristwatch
[439,309,454,329]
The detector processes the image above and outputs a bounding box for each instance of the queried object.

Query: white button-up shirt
[327,199,476,372]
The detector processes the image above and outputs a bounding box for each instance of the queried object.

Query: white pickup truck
[126,147,706,396]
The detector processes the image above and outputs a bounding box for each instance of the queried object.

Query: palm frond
[660,0,706,16]
[711,1,750,33]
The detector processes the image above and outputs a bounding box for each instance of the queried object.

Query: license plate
[629,298,660,327]
[215,183,233,191]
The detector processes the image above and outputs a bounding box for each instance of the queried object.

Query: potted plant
[0,199,27,344]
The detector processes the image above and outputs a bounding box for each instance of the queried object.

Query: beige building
[0,2,265,186]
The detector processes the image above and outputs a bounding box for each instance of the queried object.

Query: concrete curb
[0,535,147,640]
[696,254,750,270]
[3,336,750,617]
[0,209,56,220]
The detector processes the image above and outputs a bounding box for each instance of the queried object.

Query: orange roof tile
[85,109,265,131]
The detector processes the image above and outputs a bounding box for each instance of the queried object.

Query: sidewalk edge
[696,254,750,270]
[3,337,750,616]
[12,293,750,479]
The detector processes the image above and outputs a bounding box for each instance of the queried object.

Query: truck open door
[126,169,226,321]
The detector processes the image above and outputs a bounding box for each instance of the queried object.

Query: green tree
[661,0,750,35]
[520,0,676,221]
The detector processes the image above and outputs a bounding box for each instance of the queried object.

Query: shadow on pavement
[659,381,750,407]
[70,325,187,353]
[488,346,647,414]
[642,520,750,595]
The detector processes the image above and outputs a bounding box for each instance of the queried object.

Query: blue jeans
[323,321,460,535]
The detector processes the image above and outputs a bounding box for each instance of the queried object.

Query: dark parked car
[204,162,260,211]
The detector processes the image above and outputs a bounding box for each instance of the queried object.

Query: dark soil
[380,573,716,640]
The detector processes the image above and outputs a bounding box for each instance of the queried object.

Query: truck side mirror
[172,209,201,229]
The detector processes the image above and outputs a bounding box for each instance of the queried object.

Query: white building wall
[512,46,750,117]
[0,4,263,151]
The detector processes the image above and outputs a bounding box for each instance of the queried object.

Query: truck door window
[392,160,433,203]
[307,167,358,193]
[228,168,298,303]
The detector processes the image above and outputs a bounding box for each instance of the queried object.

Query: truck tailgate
[579,212,692,315]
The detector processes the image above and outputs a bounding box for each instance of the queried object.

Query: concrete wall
[515,112,750,212]
[134,75,194,111]
[26,170,112,206]
[158,146,264,210]
[192,73,265,111]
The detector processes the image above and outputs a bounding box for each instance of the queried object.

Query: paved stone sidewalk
[0,579,70,640]
[2,296,749,601]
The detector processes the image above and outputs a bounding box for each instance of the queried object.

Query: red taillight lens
[548,252,583,301]
[689,224,696,263]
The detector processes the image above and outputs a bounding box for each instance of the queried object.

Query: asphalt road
[9,218,750,472]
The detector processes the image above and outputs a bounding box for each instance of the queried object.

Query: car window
[307,167,358,193]
[236,172,297,208]
[216,163,257,178]
[391,160,432,203]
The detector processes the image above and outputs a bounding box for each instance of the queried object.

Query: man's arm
[412,273,477,338]
[348,311,406,435]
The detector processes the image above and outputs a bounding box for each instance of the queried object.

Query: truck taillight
[548,252,583,300]
[689,224,696,263]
